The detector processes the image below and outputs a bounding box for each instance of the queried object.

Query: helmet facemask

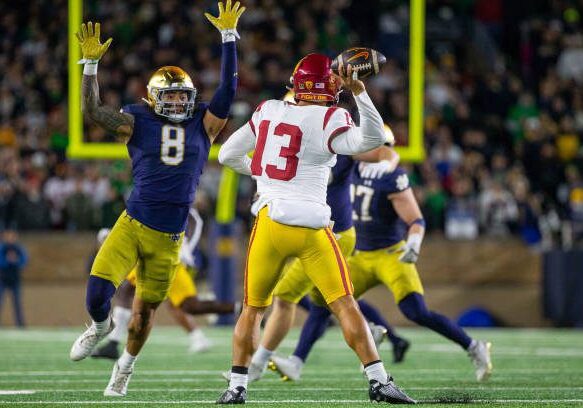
[149,87,197,122]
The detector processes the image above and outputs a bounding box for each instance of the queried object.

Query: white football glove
[358,160,397,179]
[398,233,422,264]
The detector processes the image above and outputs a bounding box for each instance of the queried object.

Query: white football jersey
[248,100,356,228]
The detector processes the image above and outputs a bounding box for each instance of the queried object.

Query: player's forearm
[218,124,254,175]
[354,91,388,147]
[81,75,133,139]
[208,41,238,119]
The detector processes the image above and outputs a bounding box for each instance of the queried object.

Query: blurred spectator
[0,230,28,327]
[479,180,519,236]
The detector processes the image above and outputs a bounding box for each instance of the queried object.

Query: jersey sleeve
[247,100,271,137]
[322,107,356,154]
[385,167,411,195]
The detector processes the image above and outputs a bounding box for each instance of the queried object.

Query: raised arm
[76,22,133,143]
[328,66,392,155]
[203,0,246,140]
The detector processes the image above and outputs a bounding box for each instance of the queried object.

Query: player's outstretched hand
[75,22,112,61]
[358,161,397,179]
[205,0,246,39]
[398,243,419,264]
[337,64,365,96]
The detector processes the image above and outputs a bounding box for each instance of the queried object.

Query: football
[331,47,386,79]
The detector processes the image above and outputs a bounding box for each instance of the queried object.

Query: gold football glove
[75,22,112,61]
[204,0,246,40]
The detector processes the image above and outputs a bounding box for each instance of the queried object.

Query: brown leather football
[331,47,387,79]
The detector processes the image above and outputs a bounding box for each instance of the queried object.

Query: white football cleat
[70,319,114,361]
[104,362,133,397]
[188,330,213,353]
[221,361,268,382]
[269,355,303,381]
[468,340,492,381]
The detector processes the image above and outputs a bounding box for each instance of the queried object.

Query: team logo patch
[305,81,313,90]
[169,233,181,242]
[396,174,409,191]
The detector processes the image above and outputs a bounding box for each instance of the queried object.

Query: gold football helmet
[143,66,197,122]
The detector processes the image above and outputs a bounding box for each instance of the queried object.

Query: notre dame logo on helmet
[305,81,313,90]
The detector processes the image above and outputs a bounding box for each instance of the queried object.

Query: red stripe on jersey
[244,217,259,305]
[255,100,267,112]
[248,119,256,136]
[323,106,340,130]
[324,228,351,295]
[327,125,352,154]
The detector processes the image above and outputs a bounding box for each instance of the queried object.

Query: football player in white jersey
[216,53,415,404]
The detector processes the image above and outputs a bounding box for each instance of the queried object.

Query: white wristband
[221,29,239,42]
[79,59,99,75]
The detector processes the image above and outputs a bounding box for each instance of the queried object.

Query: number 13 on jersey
[250,120,303,181]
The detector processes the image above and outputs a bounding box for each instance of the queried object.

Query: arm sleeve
[328,92,386,155]
[208,42,238,119]
[218,122,255,175]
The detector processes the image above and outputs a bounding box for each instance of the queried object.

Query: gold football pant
[91,211,184,303]
[273,227,356,304]
[244,207,353,307]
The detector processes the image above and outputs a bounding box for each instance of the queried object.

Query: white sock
[229,372,248,390]
[468,339,477,350]
[117,348,137,373]
[364,361,388,384]
[251,345,273,367]
[93,315,112,334]
[108,306,132,343]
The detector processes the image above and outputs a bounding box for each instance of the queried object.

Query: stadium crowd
[1,0,583,248]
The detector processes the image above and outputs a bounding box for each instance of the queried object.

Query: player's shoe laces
[216,386,246,404]
[91,340,120,360]
[188,330,213,353]
[468,340,492,381]
[268,355,302,381]
[369,378,416,404]
[104,362,133,397]
[393,338,410,364]
[222,361,267,382]
[70,319,115,361]
[370,323,387,349]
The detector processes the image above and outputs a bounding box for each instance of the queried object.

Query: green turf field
[0,327,582,407]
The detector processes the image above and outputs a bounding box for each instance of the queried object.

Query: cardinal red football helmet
[291,53,340,103]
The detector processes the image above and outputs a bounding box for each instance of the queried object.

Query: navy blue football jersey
[327,155,356,233]
[351,165,410,250]
[122,103,211,233]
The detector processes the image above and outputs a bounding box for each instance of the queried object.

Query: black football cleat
[393,338,410,364]
[369,379,416,404]
[90,340,119,360]
[216,386,246,404]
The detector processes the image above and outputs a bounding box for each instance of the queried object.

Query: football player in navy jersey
[271,163,493,382]
[69,1,245,397]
